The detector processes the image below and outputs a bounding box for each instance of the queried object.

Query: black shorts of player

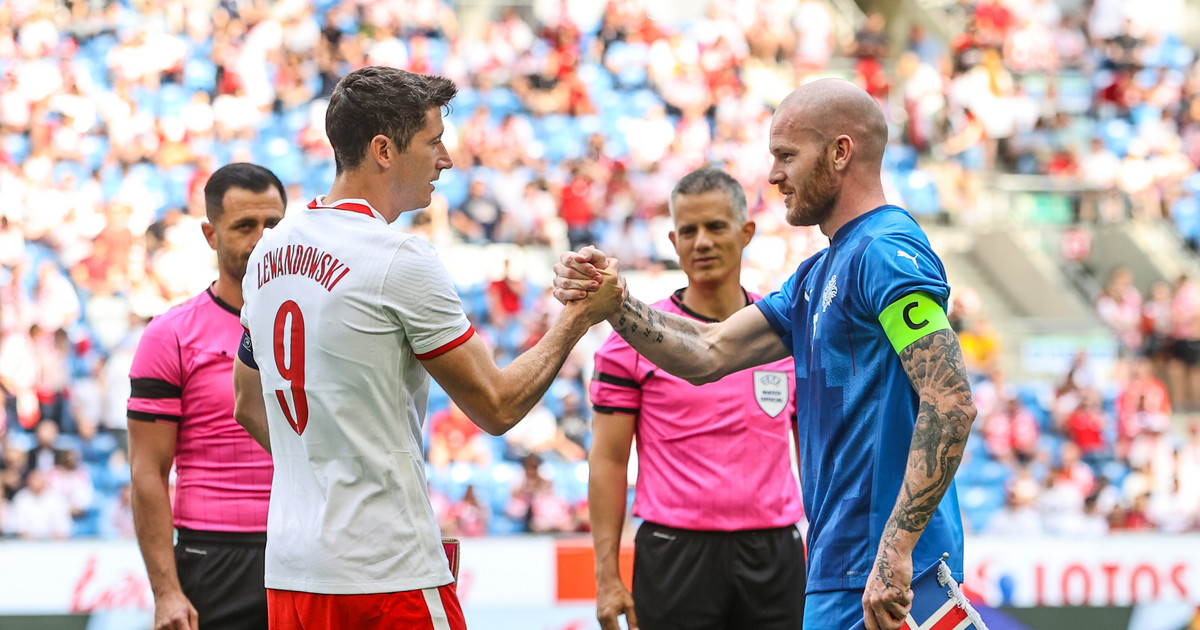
[175,528,268,630]
[632,521,806,630]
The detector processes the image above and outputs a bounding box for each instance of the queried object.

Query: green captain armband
[878,292,952,354]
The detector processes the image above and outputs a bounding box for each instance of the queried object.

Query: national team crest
[822,274,838,312]
[753,370,788,417]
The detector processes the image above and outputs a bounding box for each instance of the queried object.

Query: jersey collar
[206,285,240,316]
[670,287,753,323]
[307,196,385,221]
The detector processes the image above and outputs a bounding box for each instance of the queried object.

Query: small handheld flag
[851,553,988,630]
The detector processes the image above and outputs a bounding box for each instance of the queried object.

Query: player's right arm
[589,410,639,630]
[553,247,789,384]
[422,258,624,435]
[423,283,620,435]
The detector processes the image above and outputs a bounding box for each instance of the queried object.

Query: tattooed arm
[862,328,978,630]
[605,291,789,384]
[554,245,788,383]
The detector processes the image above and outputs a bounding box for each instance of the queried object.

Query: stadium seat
[900,170,942,217]
[1101,118,1133,158]
[883,144,918,173]
[3,133,31,163]
[183,57,218,92]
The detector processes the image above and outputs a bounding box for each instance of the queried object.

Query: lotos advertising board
[0,534,1197,626]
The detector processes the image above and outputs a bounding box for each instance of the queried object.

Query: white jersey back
[241,197,473,594]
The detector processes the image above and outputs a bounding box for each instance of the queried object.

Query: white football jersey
[241,197,473,594]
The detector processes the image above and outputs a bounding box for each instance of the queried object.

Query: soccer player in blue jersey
[555,78,977,630]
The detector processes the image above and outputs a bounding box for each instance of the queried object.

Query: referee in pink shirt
[589,168,806,630]
[128,163,286,630]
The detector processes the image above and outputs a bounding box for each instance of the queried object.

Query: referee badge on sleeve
[753,371,788,417]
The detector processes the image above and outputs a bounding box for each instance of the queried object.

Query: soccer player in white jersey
[232,66,623,629]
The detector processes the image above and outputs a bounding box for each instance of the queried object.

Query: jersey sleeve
[589,331,645,416]
[857,232,950,317]
[383,237,474,359]
[127,316,183,423]
[755,259,809,351]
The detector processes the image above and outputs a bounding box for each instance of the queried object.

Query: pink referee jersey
[128,288,272,532]
[590,290,802,531]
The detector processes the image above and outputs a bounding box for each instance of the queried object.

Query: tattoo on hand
[885,329,976,537]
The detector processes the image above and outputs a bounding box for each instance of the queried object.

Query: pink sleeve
[127,316,184,423]
[589,331,646,417]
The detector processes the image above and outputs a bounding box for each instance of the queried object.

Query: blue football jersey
[756,205,964,593]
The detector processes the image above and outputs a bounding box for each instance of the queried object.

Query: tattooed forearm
[883,329,978,542]
[609,294,711,378]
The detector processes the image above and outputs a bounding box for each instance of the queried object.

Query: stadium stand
[0,0,1198,542]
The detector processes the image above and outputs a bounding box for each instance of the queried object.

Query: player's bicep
[708,304,791,374]
[421,333,505,427]
[885,293,973,416]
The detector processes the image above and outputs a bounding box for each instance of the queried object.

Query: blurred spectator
[1169,275,1200,411]
[985,485,1043,536]
[1079,494,1111,536]
[505,453,574,533]
[1148,473,1197,533]
[1116,356,1172,455]
[427,401,492,471]
[33,327,72,431]
[958,315,1002,374]
[486,258,527,326]
[983,392,1041,464]
[1096,266,1143,353]
[1061,387,1111,461]
[442,485,491,538]
[452,178,503,243]
[847,12,890,101]
[1143,280,1176,369]
[1113,493,1155,531]
[9,468,71,540]
[26,419,60,475]
[503,401,585,463]
[45,448,93,523]
[1,443,27,502]
[98,483,135,539]
[1039,467,1086,535]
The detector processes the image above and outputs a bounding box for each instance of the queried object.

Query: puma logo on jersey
[896,250,920,268]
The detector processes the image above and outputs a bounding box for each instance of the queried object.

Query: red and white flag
[853,554,989,630]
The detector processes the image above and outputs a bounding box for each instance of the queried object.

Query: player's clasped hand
[553,245,610,303]
[862,548,914,630]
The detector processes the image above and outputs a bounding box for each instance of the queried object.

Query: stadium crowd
[1,0,1199,539]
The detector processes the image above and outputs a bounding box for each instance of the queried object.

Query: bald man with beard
[554,79,978,630]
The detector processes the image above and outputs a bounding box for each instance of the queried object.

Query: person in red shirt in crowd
[428,401,492,471]
[487,258,526,325]
[1062,388,1110,461]
[983,392,1041,464]
[1116,357,1172,455]
[559,161,596,250]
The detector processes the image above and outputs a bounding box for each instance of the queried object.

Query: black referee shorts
[175,528,268,630]
[632,521,807,630]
